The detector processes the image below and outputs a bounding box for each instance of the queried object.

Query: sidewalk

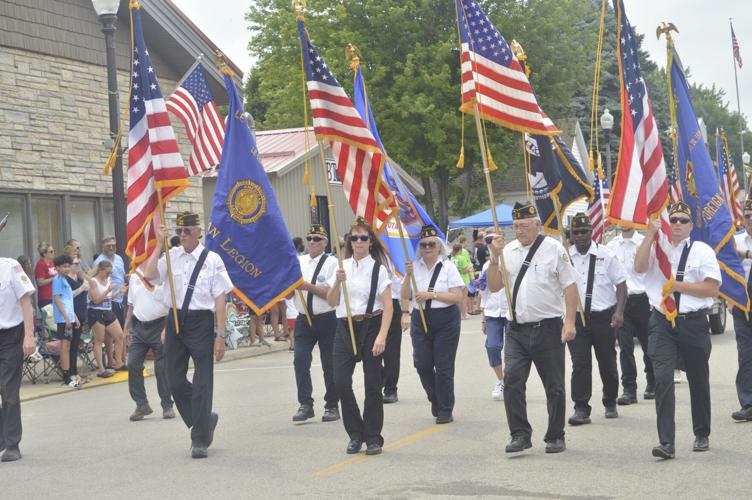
[20,339,292,402]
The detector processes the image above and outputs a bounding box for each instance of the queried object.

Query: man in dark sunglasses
[634,201,721,459]
[566,213,627,427]
[290,224,340,424]
[731,199,752,422]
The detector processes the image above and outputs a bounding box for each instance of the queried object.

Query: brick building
[0,0,241,262]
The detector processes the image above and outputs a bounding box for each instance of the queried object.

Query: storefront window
[31,197,62,257]
[71,198,98,264]
[0,196,26,259]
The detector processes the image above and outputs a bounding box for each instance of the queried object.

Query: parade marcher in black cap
[635,202,720,459]
[607,224,655,404]
[144,211,234,459]
[731,198,752,422]
[0,257,36,462]
[291,224,340,423]
[567,213,627,425]
[487,202,579,454]
[401,225,464,424]
[327,217,393,456]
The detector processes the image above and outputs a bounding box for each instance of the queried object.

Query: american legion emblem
[227,180,266,225]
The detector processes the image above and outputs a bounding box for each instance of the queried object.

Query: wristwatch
[216,330,228,339]
[432,291,438,299]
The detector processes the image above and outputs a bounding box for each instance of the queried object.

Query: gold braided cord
[588,0,608,175]
[298,25,316,209]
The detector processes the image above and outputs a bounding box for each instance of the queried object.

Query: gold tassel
[456,113,465,169]
[102,134,121,176]
[310,186,317,209]
[303,162,310,185]
[487,148,498,171]
[456,145,465,169]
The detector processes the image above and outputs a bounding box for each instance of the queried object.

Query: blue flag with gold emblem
[352,64,443,274]
[205,73,303,314]
[671,50,749,311]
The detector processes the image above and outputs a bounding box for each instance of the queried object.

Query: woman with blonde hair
[87,260,126,377]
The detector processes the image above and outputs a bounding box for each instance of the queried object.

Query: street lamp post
[743,151,751,193]
[92,0,128,265]
[600,108,614,183]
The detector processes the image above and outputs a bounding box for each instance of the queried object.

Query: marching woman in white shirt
[326,217,393,456]
[634,202,721,459]
[401,225,464,424]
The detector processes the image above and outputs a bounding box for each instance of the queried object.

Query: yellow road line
[313,424,448,477]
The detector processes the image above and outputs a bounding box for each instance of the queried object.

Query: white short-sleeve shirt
[734,232,752,279]
[645,238,722,313]
[0,258,35,329]
[480,260,508,318]
[327,254,390,318]
[128,273,169,322]
[293,253,337,316]
[606,232,646,295]
[156,244,234,312]
[502,235,579,323]
[408,256,465,309]
[569,242,627,312]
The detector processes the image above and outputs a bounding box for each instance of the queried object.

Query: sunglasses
[572,229,591,236]
[669,217,691,225]
[484,236,495,244]
[72,261,80,265]
[419,241,437,249]
[349,235,370,242]
[306,236,325,242]
[175,228,194,235]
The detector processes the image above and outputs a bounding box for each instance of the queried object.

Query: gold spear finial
[345,44,361,70]
[510,39,531,77]
[656,22,679,42]
[292,0,307,20]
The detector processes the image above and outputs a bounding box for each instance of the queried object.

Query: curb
[21,339,291,402]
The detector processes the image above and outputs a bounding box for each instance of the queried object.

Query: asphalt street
[2,315,751,499]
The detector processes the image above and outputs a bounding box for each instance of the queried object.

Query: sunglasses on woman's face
[484,236,495,244]
[419,241,437,249]
[349,235,370,242]
[306,236,325,242]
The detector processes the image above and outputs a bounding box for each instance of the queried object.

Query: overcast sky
[173,0,750,134]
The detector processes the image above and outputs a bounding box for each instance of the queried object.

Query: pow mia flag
[526,134,593,234]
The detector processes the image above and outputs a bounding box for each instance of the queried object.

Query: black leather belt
[133,316,166,328]
[352,310,383,322]
[509,317,560,329]
[656,309,708,321]
[0,322,23,334]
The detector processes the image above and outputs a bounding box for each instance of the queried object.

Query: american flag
[610,0,677,319]
[297,22,395,229]
[717,131,744,226]
[126,3,189,267]
[587,169,609,243]
[455,0,557,135]
[732,23,743,69]
[166,63,225,176]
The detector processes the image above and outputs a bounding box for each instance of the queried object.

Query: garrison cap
[176,211,201,227]
[308,224,328,239]
[420,225,439,240]
[571,212,592,229]
[351,215,369,229]
[668,201,691,217]
[512,201,537,220]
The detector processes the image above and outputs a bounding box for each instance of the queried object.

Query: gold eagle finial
[345,44,361,70]
[656,22,679,41]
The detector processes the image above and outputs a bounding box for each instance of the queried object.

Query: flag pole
[730,19,746,192]
[346,48,429,334]
[172,53,204,91]
[316,141,358,355]
[296,290,313,327]
[156,191,181,334]
[551,193,587,326]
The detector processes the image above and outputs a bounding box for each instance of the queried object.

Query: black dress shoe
[617,393,637,405]
[568,410,591,426]
[545,438,566,454]
[322,407,340,422]
[365,443,382,455]
[207,412,219,447]
[505,435,532,453]
[383,392,399,404]
[0,447,21,462]
[436,414,454,424]
[651,443,675,459]
[604,405,619,419]
[693,436,709,451]
[643,389,656,400]
[346,439,363,454]
[731,406,752,421]
[430,400,438,417]
[292,404,315,422]
[191,444,208,459]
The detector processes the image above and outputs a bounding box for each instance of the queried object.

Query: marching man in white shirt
[607,225,655,404]
[731,199,752,422]
[567,213,627,425]
[635,202,720,459]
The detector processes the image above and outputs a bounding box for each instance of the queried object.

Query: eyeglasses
[175,228,194,235]
[572,229,591,236]
[306,236,325,242]
[669,217,691,225]
[419,241,437,249]
[349,235,370,242]
[484,236,495,244]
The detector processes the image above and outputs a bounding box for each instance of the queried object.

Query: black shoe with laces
[651,443,675,459]
[545,438,566,454]
[568,409,591,426]
[346,439,363,454]
[693,436,709,451]
[617,393,637,405]
[292,404,314,422]
[731,406,752,421]
[1,447,21,462]
[322,407,340,422]
[505,435,532,453]
[383,392,399,404]
[365,443,382,455]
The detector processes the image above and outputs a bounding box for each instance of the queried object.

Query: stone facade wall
[0,45,204,220]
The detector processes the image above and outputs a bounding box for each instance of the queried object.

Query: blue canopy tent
[447,204,514,229]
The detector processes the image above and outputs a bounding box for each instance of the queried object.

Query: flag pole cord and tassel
[347,48,429,334]
[156,191,181,334]
[295,0,357,354]
[588,0,608,179]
